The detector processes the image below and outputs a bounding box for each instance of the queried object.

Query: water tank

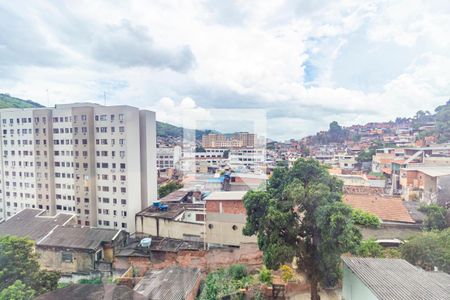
[153,201,161,207]
[139,237,152,248]
[159,204,169,211]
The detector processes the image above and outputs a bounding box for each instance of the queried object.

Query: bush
[279,265,294,282]
[78,277,102,284]
[353,239,383,257]
[259,266,272,284]
[400,228,450,273]
[228,264,247,280]
[418,204,448,231]
[352,209,381,228]
[382,248,401,258]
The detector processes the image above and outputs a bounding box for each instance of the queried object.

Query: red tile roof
[343,194,415,223]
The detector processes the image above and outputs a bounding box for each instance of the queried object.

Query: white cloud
[1,0,450,140]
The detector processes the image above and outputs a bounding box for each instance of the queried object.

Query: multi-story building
[156,146,182,170]
[201,132,255,148]
[0,103,156,233]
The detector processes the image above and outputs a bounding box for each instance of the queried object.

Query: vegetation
[0,93,43,109]
[353,239,383,257]
[401,228,450,273]
[434,100,450,142]
[352,208,381,228]
[78,277,102,284]
[0,236,60,297]
[356,148,376,163]
[259,266,272,284]
[279,265,294,282]
[419,204,449,231]
[243,158,361,299]
[158,181,183,198]
[198,265,253,300]
[0,280,35,300]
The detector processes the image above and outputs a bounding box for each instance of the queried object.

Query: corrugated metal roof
[0,209,74,241]
[134,267,201,300]
[37,226,121,251]
[342,257,450,300]
[204,191,246,201]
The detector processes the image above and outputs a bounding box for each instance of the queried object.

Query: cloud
[91,20,196,72]
[1,0,450,140]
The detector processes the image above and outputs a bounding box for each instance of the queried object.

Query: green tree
[435,100,450,143]
[419,204,448,231]
[158,181,183,198]
[0,280,35,300]
[400,228,450,273]
[0,236,60,296]
[243,158,361,300]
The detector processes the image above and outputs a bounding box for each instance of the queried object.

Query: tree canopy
[158,181,183,198]
[0,236,60,297]
[243,158,361,299]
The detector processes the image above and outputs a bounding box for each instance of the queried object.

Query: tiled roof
[0,209,74,241]
[342,257,450,300]
[343,194,415,223]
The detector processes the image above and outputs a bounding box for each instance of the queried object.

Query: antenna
[46,89,50,107]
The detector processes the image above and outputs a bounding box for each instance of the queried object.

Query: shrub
[78,277,102,285]
[418,204,448,231]
[228,264,247,280]
[353,239,383,257]
[352,208,381,228]
[279,265,294,282]
[259,266,272,284]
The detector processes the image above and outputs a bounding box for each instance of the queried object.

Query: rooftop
[35,284,145,300]
[343,194,415,223]
[134,266,201,299]
[204,191,246,201]
[0,209,75,242]
[342,257,450,300]
[38,225,121,251]
[159,190,191,203]
[136,203,203,220]
[403,166,450,177]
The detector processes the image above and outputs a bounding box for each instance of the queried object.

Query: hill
[0,93,44,109]
[0,93,214,139]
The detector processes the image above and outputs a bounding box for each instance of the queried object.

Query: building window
[62,252,73,262]
[208,224,214,229]
[232,225,238,231]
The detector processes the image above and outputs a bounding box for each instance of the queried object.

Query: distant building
[0,103,157,233]
[156,145,182,170]
[201,132,255,148]
[342,257,450,300]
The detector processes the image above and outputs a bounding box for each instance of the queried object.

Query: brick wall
[206,200,246,214]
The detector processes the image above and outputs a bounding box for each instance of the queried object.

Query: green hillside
[0,93,215,138]
[0,93,44,109]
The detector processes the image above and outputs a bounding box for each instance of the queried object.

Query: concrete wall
[342,264,378,300]
[135,215,204,240]
[206,213,256,246]
[37,247,94,274]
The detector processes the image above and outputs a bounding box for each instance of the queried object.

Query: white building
[156,146,182,170]
[0,103,156,233]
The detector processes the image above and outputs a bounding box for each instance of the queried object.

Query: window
[62,252,73,262]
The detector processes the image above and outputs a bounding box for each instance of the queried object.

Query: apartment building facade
[0,103,156,233]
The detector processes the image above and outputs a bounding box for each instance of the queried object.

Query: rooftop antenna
[46,89,50,107]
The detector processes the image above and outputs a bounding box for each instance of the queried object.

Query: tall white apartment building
[0,103,156,233]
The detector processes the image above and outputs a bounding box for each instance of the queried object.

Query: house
[399,166,450,205]
[36,225,128,275]
[343,194,424,241]
[0,208,128,276]
[205,191,256,247]
[135,202,205,241]
[133,266,202,300]
[342,257,450,300]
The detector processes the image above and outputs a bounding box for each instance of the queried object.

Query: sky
[1,0,450,140]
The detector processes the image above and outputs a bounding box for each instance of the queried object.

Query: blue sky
[1,0,450,140]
